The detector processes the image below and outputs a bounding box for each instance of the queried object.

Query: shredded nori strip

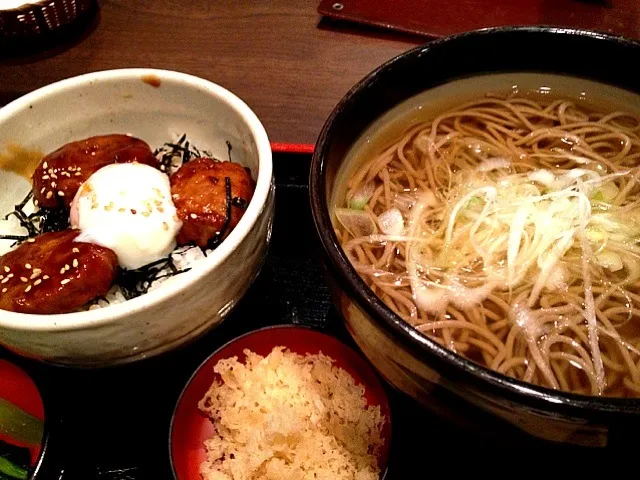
[1,192,69,245]
[183,141,191,164]
[15,191,32,211]
[231,196,249,209]
[116,253,192,300]
[0,235,28,241]
[226,140,232,161]
[31,207,71,234]
[4,192,37,237]
[206,177,232,250]
[153,133,212,173]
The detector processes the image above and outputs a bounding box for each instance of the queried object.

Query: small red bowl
[170,325,391,479]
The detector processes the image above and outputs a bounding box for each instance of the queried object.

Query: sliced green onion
[335,208,377,238]
[597,251,624,272]
[348,182,375,210]
[377,208,404,235]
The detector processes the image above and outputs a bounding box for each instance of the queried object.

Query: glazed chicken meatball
[0,230,118,314]
[170,157,255,247]
[32,134,158,208]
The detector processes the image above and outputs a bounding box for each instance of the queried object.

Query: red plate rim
[270,142,315,154]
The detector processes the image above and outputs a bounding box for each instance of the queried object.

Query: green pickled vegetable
[0,399,43,446]
[0,456,27,480]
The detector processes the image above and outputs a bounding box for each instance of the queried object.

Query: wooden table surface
[0,0,422,145]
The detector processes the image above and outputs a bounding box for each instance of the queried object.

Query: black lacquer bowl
[310,26,640,447]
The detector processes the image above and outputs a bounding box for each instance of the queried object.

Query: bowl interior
[170,326,391,479]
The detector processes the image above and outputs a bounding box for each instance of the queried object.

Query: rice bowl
[0,69,274,366]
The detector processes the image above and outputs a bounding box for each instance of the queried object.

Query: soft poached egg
[70,163,182,270]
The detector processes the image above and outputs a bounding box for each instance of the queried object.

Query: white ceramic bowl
[0,68,274,367]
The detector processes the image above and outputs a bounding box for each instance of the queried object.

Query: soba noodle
[335,95,640,397]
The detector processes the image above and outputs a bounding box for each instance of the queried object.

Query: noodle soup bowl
[311,26,640,447]
[0,69,274,367]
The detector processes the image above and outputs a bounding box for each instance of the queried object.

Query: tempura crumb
[198,346,384,480]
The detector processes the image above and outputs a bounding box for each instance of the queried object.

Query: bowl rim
[0,68,272,331]
[310,25,640,416]
[168,324,392,479]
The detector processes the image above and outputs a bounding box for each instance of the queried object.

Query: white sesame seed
[20,277,27,282]
[25,263,31,269]
[64,265,70,271]
[43,275,49,280]
[73,259,79,268]
[0,275,3,280]
[28,238,35,243]
[190,213,197,219]
[60,268,65,274]
[46,191,53,199]
[34,279,41,286]
[72,248,79,253]
[1,288,6,293]
[75,172,82,176]
[7,274,13,278]
[61,279,70,285]
[58,191,65,197]
[50,173,57,179]
[1,278,8,284]
[43,161,48,169]
[40,187,46,194]
[3,266,9,273]
[30,272,39,280]
[42,175,50,180]
[25,285,31,293]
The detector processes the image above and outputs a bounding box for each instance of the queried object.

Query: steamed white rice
[88,245,213,309]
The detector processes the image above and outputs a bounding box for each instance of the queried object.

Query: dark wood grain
[319,0,640,40]
[0,0,420,145]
